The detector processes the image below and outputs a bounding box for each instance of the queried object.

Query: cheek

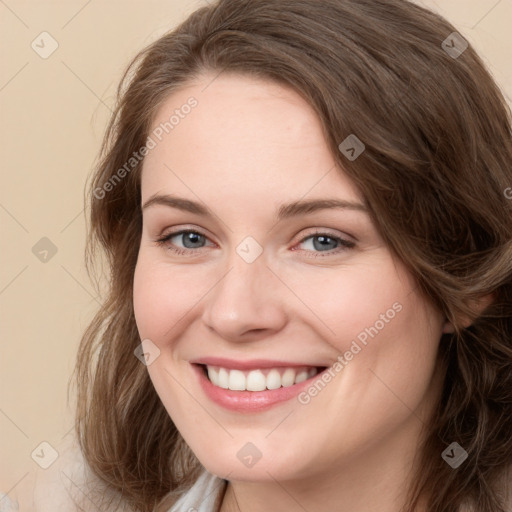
[132,253,215,343]
[283,260,411,353]
[319,284,442,431]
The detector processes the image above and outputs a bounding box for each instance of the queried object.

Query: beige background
[1,0,511,498]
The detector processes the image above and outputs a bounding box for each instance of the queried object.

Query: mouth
[202,364,323,391]
[191,360,329,412]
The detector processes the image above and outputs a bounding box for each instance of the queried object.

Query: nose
[201,252,288,343]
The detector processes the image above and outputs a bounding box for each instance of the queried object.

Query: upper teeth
[206,365,319,391]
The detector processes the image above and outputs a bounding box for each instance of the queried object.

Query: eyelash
[154,229,356,258]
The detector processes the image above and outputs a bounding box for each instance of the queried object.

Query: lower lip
[193,364,323,412]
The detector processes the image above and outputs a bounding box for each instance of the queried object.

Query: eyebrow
[141,194,368,221]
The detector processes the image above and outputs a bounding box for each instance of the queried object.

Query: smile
[191,359,329,412]
[206,365,320,391]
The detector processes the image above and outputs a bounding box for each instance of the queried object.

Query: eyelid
[155,224,216,243]
[155,227,215,248]
[294,227,356,245]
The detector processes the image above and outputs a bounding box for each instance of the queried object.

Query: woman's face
[133,72,445,483]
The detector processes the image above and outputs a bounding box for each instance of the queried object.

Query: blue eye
[295,232,355,256]
[298,233,352,252]
[155,229,355,257]
[155,230,212,254]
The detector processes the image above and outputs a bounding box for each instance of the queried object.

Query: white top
[168,470,227,512]
[0,431,227,512]
[0,428,228,512]
[0,469,226,512]
[0,470,226,511]
[0,494,18,512]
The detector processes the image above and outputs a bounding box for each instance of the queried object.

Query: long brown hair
[73,0,512,510]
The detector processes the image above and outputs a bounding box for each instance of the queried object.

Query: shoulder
[8,436,225,512]
[11,435,129,512]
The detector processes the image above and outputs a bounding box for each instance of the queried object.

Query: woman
[12,0,512,511]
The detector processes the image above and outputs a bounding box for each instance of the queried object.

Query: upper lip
[190,357,326,371]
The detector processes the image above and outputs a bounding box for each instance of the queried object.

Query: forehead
[141,72,363,204]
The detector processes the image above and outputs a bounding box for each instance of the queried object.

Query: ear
[442,292,495,334]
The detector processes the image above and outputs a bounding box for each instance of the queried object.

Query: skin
[133,72,450,512]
